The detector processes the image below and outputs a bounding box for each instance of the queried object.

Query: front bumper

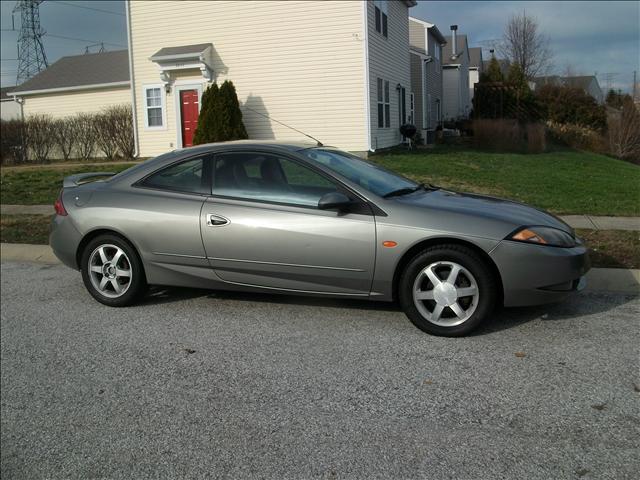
[490,239,590,307]
[49,215,83,270]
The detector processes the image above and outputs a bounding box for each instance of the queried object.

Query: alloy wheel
[412,261,480,327]
[88,244,133,298]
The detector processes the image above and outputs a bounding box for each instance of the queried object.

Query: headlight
[509,226,576,248]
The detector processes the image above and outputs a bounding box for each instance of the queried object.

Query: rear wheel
[399,245,498,336]
[80,234,147,307]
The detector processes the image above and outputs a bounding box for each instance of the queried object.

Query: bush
[70,113,97,161]
[526,123,546,153]
[546,121,608,154]
[608,99,640,163]
[473,119,546,153]
[93,112,119,160]
[25,114,56,163]
[193,80,248,144]
[0,119,27,165]
[52,118,76,161]
[106,105,135,159]
[537,85,607,131]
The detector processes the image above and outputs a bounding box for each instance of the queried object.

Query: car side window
[213,152,338,207]
[141,157,209,194]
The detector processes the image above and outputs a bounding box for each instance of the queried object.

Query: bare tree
[609,98,640,163]
[499,11,552,80]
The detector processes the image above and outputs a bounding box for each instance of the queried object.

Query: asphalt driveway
[1,261,639,479]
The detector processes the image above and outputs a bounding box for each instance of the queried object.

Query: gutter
[361,0,373,152]
[11,81,129,96]
[125,0,139,158]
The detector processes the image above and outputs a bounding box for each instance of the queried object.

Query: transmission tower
[13,0,48,85]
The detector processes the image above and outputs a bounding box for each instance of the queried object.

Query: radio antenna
[242,105,323,147]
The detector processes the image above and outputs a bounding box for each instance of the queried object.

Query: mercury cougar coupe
[50,141,590,336]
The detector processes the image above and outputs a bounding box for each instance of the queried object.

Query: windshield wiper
[383,183,426,198]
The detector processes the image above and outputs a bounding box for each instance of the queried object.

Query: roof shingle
[12,50,129,94]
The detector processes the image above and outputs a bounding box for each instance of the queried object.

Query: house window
[377,78,390,128]
[144,85,165,129]
[398,85,406,125]
[434,44,441,62]
[409,93,415,124]
[374,0,388,38]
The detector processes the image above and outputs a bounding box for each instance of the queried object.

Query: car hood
[393,188,572,235]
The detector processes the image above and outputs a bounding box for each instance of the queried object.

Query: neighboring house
[0,87,21,120]
[468,47,483,103]
[408,16,446,143]
[11,50,130,118]
[563,76,604,104]
[531,75,604,104]
[127,0,416,156]
[441,27,471,122]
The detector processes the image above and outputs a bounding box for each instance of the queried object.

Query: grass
[0,215,52,245]
[1,214,637,269]
[576,229,640,269]
[1,146,639,215]
[371,146,640,216]
[0,164,135,205]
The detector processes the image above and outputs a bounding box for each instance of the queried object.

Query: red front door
[180,89,199,147]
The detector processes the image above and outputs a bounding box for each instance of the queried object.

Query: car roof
[174,140,321,156]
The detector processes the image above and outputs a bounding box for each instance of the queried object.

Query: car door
[130,154,212,270]
[200,151,376,296]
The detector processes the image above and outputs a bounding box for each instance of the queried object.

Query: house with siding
[468,47,483,104]
[408,17,446,143]
[10,50,130,118]
[0,88,21,120]
[127,0,416,156]
[531,75,604,104]
[441,27,471,122]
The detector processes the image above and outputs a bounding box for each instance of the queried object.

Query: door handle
[207,214,230,227]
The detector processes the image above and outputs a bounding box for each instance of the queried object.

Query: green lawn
[1,148,639,216]
[1,164,135,205]
[371,147,640,216]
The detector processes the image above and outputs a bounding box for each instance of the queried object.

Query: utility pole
[13,0,48,85]
[633,70,637,101]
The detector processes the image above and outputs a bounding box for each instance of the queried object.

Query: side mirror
[318,191,353,211]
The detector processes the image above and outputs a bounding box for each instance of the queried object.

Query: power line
[44,32,126,48]
[48,1,125,16]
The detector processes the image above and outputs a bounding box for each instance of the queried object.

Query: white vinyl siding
[129,1,367,156]
[21,85,130,118]
[367,0,411,149]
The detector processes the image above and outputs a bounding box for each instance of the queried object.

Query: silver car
[50,141,590,336]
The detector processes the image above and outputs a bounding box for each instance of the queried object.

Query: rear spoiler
[63,172,116,188]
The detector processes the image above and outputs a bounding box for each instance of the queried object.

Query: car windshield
[300,148,418,197]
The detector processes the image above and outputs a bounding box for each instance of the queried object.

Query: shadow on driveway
[140,285,638,335]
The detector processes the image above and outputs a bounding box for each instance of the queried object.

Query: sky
[1,0,638,93]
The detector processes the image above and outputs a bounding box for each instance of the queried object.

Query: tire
[80,234,147,307]
[398,244,498,337]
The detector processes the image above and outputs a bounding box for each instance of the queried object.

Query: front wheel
[399,245,498,336]
[80,234,147,307]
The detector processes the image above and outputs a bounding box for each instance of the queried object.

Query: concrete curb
[1,205,54,215]
[1,243,59,264]
[2,242,639,295]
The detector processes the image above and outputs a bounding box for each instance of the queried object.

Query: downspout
[125,0,139,158]
[361,0,372,153]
